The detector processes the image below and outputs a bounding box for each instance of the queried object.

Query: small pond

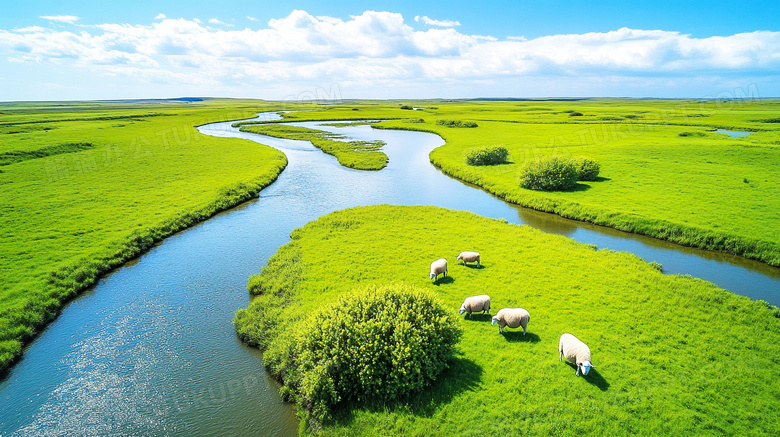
[714,129,751,138]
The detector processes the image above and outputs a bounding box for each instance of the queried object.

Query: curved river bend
[1,113,777,436]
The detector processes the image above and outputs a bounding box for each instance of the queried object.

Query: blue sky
[1,1,779,100]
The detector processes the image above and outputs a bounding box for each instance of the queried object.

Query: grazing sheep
[429,258,448,281]
[457,251,481,267]
[491,308,530,335]
[558,333,594,376]
[459,295,491,317]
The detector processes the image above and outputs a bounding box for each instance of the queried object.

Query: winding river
[1,113,778,436]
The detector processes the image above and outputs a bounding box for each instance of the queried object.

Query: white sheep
[459,295,491,317]
[491,308,530,335]
[456,251,481,267]
[558,333,594,376]
[429,258,448,281]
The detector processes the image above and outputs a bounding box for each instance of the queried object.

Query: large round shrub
[519,156,579,191]
[574,157,601,181]
[465,146,509,166]
[280,284,462,425]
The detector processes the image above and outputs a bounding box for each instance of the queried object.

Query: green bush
[275,284,462,426]
[400,105,414,110]
[569,111,583,117]
[574,157,601,181]
[436,119,478,128]
[465,146,509,166]
[519,156,579,191]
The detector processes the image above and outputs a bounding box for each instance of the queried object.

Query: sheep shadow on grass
[462,313,492,323]
[329,355,483,425]
[432,276,455,286]
[561,362,610,391]
[500,331,541,343]
[459,263,484,270]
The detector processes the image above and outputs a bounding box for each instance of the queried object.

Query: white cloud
[40,15,79,24]
[208,18,234,27]
[247,16,258,22]
[155,14,166,20]
[415,15,460,27]
[3,12,780,99]
[14,26,46,33]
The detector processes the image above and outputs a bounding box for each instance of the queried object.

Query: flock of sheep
[430,252,595,377]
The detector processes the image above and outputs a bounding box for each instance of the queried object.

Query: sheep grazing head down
[490,316,499,325]
[429,272,436,280]
[577,360,593,376]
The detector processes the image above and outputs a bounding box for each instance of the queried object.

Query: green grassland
[0,99,290,373]
[3,96,778,381]
[267,99,780,265]
[236,123,388,170]
[235,204,780,436]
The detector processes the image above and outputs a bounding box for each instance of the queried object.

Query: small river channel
[1,113,777,436]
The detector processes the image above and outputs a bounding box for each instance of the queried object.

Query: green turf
[235,204,780,436]
[0,99,289,373]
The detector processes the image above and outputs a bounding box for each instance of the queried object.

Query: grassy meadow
[3,96,778,398]
[0,99,291,372]
[270,99,780,266]
[235,204,780,436]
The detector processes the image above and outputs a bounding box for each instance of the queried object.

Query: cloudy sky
[1,0,779,101]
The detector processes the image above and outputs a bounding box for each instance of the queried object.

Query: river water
[1,113,777,436]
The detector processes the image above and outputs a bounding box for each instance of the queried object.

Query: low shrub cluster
[436,119,478,128]
[678,131,706,137]
[519,156,579,191]
[574,157,601,181]
[464,146,509,166]
[520,156,601,190]
[267,284,461,428]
